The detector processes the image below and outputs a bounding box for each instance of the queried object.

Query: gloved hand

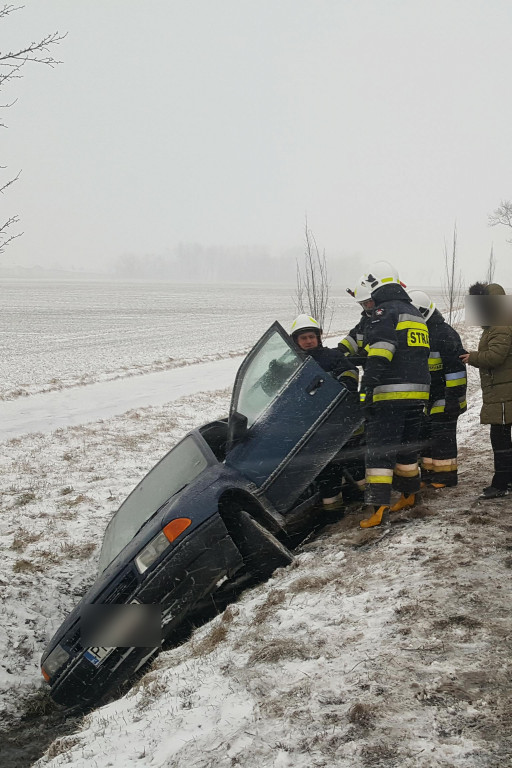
[444,398,460,419]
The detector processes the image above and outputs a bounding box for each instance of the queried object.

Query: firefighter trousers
[364,403,424,506]
[421,414,459,487]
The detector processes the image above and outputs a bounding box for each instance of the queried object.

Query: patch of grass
[19,687,60,719]
[13,558,41,573]
[433,614,482,630]
[347,701,376,729]
[468,515,491,525]
[15,491,36,506]
[360,742,396,764]
[191,622,228,657]
[11,527,43,551]
[247,638,312,665]
[252,589,286,623]
[59,541,96,560]
[45,736,81,759]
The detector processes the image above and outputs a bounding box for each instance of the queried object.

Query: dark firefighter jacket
[361,283,430,405]
[262,342,359,396]
[307,344,359,392]
[467,283,512,425]
[338,311,372,367]
[426,308,467,418]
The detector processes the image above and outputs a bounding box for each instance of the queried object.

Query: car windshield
[235,329,302,428]
[98,436,208,572]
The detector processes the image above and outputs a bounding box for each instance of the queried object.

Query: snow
[1,312,511,767]
[0,356,242,439]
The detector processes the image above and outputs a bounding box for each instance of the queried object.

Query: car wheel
[228,509,293,579]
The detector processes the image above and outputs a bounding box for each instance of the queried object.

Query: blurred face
[296,331,319,350]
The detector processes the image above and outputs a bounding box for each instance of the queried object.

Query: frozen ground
[0,280,363,401]
[1,324,511,767]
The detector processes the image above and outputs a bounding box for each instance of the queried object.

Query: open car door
[225,322,363,514]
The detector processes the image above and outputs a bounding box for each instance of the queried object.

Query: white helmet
[290,314,322,340]
[408,289,436,321]
[353,275,373,303]
[363,261,401,294]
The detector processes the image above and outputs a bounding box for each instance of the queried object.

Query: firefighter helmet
[408,289,436,321]
[290,314,322,341]
[353,275,373,303]
[363,261,401,293]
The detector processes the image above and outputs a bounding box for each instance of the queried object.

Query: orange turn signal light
[163,518,192,543]
[41,667,50,683]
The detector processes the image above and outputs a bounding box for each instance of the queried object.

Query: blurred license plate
[84,646,114,666]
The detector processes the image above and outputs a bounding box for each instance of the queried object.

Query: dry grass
[190,622,228,658]
[59,541,96,560]
[347,701,376,729]
[45,736,81,759]
[252,589,286,623]
[11,527,43,551]
[247,638,312,665]
[13,558,41,573]
[15,491,36,506]
[433,614,482,630]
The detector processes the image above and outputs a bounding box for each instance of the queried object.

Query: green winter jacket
[467,283,512,425]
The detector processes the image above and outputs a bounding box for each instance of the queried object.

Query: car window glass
[236,330,302,428]
[98,436,207,572]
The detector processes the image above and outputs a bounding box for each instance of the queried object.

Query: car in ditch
[40,321,364,709]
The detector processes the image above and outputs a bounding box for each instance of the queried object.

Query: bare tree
[488,200,512,245]
[442,223,465,326]
[1,4,65,255]
[294,218,333,331]
[486,244,496,284]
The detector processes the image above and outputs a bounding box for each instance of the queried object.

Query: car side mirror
[227,411,248,451]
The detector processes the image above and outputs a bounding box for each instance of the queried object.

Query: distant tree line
[113,244,362,285]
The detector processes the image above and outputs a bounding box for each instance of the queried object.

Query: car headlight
[41,644,70,681]
[135,518,191,574]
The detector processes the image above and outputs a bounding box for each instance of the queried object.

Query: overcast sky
[2,0,512,285]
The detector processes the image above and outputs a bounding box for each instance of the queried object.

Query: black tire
[227,509,293,579]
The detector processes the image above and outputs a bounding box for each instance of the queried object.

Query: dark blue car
[41,322,363,708]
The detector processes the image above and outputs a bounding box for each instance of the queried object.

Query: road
[0,356,242,440]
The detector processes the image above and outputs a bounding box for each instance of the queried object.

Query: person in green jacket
[460,282,512,499]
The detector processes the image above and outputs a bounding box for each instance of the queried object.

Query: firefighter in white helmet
[289,314,362,516]
[339,276,375,367]
[358,261,431,528]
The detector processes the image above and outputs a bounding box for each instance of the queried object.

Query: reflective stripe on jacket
[361,284,430,404]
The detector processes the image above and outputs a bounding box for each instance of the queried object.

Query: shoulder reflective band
[341,369,359,381]
[368,341,396,361]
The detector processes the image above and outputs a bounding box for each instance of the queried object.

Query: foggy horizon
[2,1,512,288]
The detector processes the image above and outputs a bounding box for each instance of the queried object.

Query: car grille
[103,570,139,604]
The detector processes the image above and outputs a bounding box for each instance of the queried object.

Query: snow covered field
[1,283,510,767]
[0,280,363,401]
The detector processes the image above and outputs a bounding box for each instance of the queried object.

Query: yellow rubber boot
[360,505,389,528]
[389,493,416,512]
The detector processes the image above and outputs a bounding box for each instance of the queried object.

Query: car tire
[228,509,294,579]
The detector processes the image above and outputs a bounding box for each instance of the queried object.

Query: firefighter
[339,276,375,368]
[290,314,362,514]
[408,290,467,488]
[358,261,431,528]
[290,314,359,393]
